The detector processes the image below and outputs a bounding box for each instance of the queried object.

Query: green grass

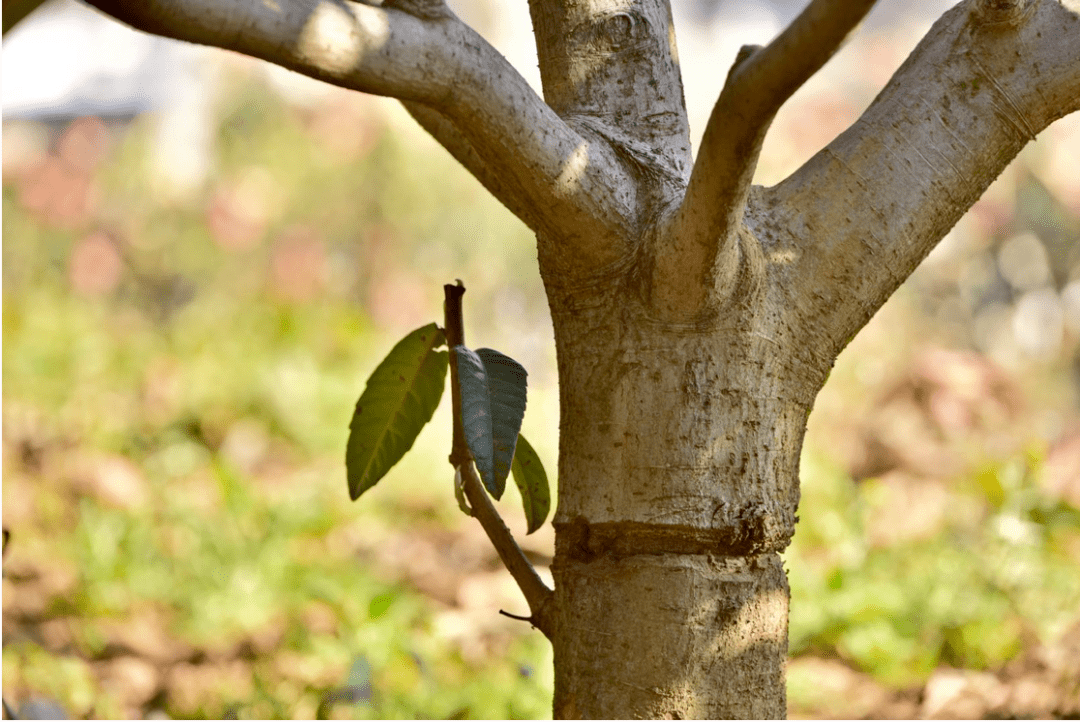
[4,71,1079,719]
[3,78,554,719]
[787,454,1080,688]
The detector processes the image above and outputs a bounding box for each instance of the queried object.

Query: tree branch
[656,0,877,320]
[758,0,1080,365]
[83,0,636,242]
[443,282,555,640]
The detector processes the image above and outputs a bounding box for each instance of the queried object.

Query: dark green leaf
[511,433,550,534]
[454,346,527,499]
[346,323,447,500]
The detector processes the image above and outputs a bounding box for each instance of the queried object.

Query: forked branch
[656,0,876,319]
[443,283,555,640]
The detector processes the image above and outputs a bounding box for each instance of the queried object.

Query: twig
[443,282,555,640]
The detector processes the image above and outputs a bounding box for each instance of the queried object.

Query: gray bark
[75,0,1080,716]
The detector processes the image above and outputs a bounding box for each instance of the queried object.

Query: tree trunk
[540,221,817,716]
[525,0,817,713]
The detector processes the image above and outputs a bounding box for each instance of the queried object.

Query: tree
[19,0,1080,716]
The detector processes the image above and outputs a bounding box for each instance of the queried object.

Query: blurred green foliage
[3,67,1078,719]
[3,72,553,719]
[788,453,1080,688]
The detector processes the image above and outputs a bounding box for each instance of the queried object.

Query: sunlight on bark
[668,22,680,66]
[298,1,388,74]
[767,248,799,265]
[720,584,789,656]
[555,142,590,198]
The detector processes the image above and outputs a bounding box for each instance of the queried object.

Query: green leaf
[454,346,527,499]
[346,323,448,500]
[368,591,395,620]
[511,433,550,534]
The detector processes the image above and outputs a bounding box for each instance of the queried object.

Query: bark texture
[544,272,806,718]
[75,0,1080,716]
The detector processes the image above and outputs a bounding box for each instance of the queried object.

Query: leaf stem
[443,281,555,640]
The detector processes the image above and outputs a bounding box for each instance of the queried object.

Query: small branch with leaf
[345,281,554,639]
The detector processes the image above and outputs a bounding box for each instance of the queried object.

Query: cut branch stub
[510,433,551,534]
[346,323,448,500]
[453,346,528,499]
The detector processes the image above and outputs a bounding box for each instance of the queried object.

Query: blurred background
[3,0,1078,718]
